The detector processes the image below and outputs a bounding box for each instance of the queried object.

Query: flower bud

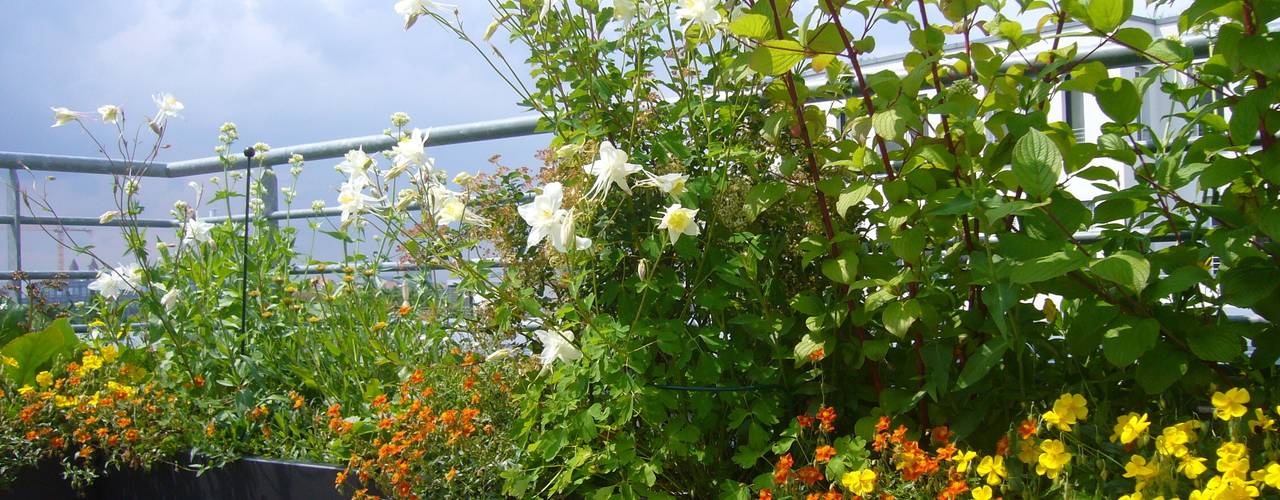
[637,258,649,281]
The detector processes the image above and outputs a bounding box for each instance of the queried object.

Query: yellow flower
[35,371,53,387]
[1112,413,1151,444]
[1017,437,1040,464]
[1052,393,1089,423]
[54,394,77,408]
[1123,455,1160,490]
[1,355,18,368]
[1212,388,1250,421]
[1156,426,1190,458]
[80,352,103,373]
[1216,442,1250,479]
[1248,408,1275,433]
[1042,410,1073,432]
[17,385,34,396]
[971,485,993,500]
[1196,475,1260,498]
[106,381,137,398]
[101,345,119,363]
[841,468,876,496]
[955,450,978,473]
[1261,462,1280,489]
[1178,455,1208,479]
[1035,439,1072,479]
[977,455,1007,485]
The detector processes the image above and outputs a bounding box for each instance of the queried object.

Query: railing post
[6,169,22,303]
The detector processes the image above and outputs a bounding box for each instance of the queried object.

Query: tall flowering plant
[401,0,1280,496]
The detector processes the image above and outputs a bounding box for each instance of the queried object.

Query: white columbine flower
[394,0,456,29]
[534,329,582,374]
[583,142,644,199]
[657,203,700,244]
[88,264,143,300]
[160,286,180,311]
[337,179,381,228]
[485,348,514,362]
[336,148,375,186]
[389,128,430,176]
[638,172,689,196]
[151,93,184,125]
[99,210,120,224]
[550,208,592,253]
[613,0,638,21]
[50,107,84,127]
[517,182,564,249]
[97,105,121,124]
[676,0,721,27]
[182,219,215,246]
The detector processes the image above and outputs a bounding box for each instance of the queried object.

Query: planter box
[0,454,369,500]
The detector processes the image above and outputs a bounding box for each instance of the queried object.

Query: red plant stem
[822,0,896,181]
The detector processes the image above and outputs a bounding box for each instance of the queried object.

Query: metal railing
[0,34,1217,287]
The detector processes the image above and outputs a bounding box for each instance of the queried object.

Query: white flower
[394,0,456,29]
[428,186,486,226]
[452,171,474,185]
[389,128,430,178]
[337,179,381,228]
[613,0,638,21]
[151,93,184,124]
[657,203,700,244]
[160,286,180,311]
[97,105,121,124]
[98,210,120,225]
[394,188,419,212]
[676,0,721,27]
[336,148,375,186]
[485,348,514,362]
[517,182,564,249]
[281,187,297,204]
[311,200,327,213]
[182,219,215,246]
[550,208,592,253]
[88,264,143,300]
[50,107,84,127]
[540,0,567,19]
[637,172,688,196]
[534,329,582,374]
[583,142,644,199]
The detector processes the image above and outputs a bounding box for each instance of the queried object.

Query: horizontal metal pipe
[0,152,167,177]
[164,115,543,178]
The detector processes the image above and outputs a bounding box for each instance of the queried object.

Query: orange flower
[193,375,205,388]
[935,443,958,461]
[445,467,458,482]
[937,479,969,500]
[759,488,773,500]
[876,416,891,433]
[774,453,794,484]
[78,446,94,459]
[398,302,412,317]
[124,429,139,442]
[50,436,65,448]
[816,406,837,433]
[816,445,837,463]
[371,394,389,409]
[809,348,826,361]
[931,426,952,444]
[334,471,348,488]
[823,492,843,500]
[1018,419,1037,440]
[796,466,824,485]
[995,436,1010,456]
[797,414,815,429]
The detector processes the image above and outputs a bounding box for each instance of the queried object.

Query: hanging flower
[583,142,643,199]
[336,148,375,186]
[550,208,592,253]
[637,172,688,196]
[97,105,121,124]
[428,186,487,226]
[160,286,180,311]
[518,182,564,249]
[657,203,700,244]
[612,0,638,21]
[88,264,142,300]
[50,107,85,127]
[534,329,582,374]
[337,179,381,228]
[390,128,430,172]
[675,0,721,28]
[394,0,456,30]
[182,219,215,246]
[151,93,184,125]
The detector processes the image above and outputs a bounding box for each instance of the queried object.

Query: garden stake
[241,147,254,342]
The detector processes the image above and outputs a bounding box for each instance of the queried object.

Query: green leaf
[836,182,874,218]
[890,227,926,265]
[2,319,79,385]
[794,334,825,364]
[956,338,1008,389]
[1010,249,1087,284]
[872,109,908,141]
[1187,324,1244,362]
[882,300,920,338]
[1085,0,1131,32]
[729,14,774,39]
[1135,344,1187,394]
[1094,78,1141,124]
[743,181,788,222]
[821,254,860,285]
[750,40,806,76]
[1102,317,1159,367]
[1090,251,1150,293]
[1011,129,1063,199]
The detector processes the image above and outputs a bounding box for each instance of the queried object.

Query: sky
[0,0,547,271]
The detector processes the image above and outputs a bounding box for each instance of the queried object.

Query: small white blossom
[452,171,474,186]
[311,200,327,213]
[657,203,700,244]
[583,142,644,199]
[124,179,140,195]
[253,142,270,153]
[97,105,121,124]
[281,187,298,204]
[50,107,84,127]
[534,329,582,374]
[390,112,411,127]
[160,286,180,311]
[637,172,689,196]
[676,0,721,27]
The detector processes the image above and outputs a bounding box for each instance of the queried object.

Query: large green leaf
[750,40,806,76]
[1,318,79,385]
[1085,0,1131,32]
[1102,317,1159,367]
[729,14,774,39]
[1187,324,1244,362]
[743,181,788,222]
[882,300,920,338]
[1010,249,1088,284]
[821,254,860,285]
[1095,78,1141,124]
[1011,129,1062,199]
[1090,251,1151,293]
[956,338,1008,389]
[1135,343,1187,394]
